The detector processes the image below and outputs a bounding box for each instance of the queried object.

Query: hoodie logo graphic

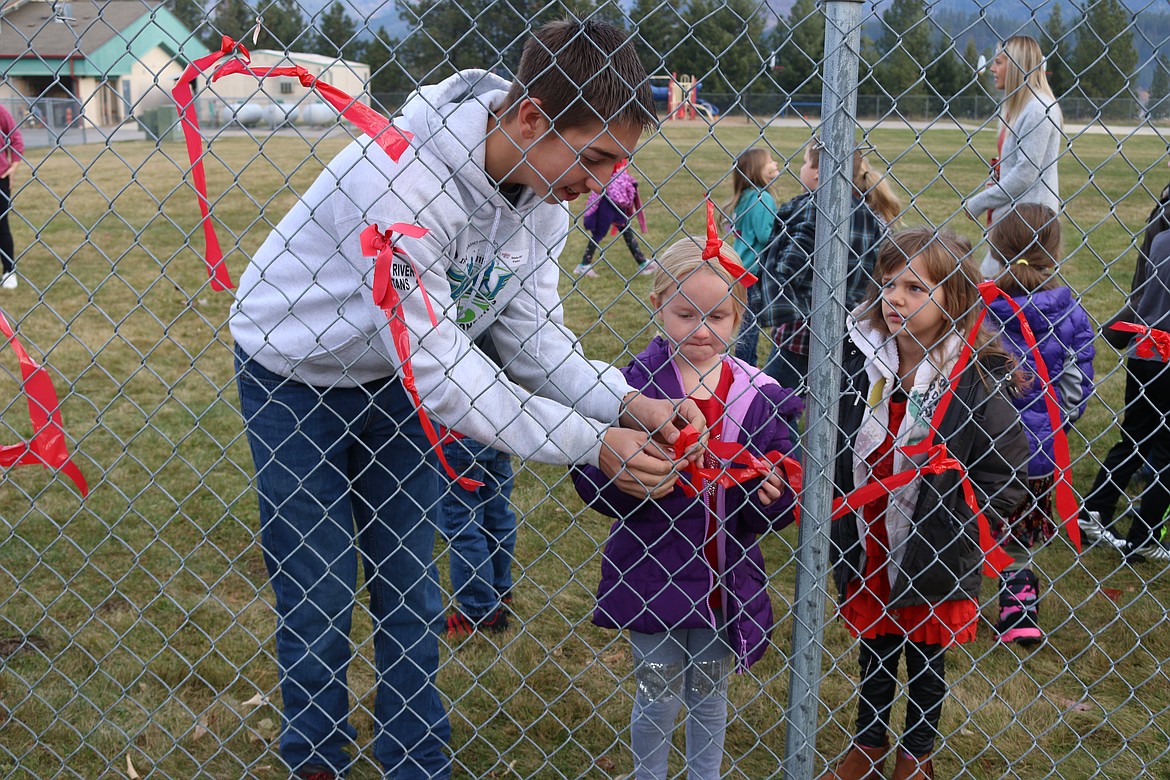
[447,251,515,328]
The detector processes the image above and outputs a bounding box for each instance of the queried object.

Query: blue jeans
[437,439,516,618]
[733,285,763,366]
[235,347,450,778]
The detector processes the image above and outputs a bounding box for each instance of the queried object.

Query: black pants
[580,224,646,267]
[1084,359,1170,547]
[0,175,12,274]
[855,635,947,756]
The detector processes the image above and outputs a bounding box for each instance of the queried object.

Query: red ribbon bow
[172,36,414,292]
[702,200,757,288]
[360,224,483,492]
[831,443,1013,577]
[1109,322,1170,361]
[672,424,802,521]
[0,309,87,496]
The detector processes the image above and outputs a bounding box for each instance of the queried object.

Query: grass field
[0,119,1168,778]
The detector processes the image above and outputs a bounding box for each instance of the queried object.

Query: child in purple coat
[986,204,1095,645]
[573,159,649,278]
[574,232,801,779]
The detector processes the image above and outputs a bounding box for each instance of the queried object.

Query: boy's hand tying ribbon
[619,392,707,463]
[1109,322,1170,361]
[599,427,685,500]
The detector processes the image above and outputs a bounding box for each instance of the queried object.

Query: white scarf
[848,315,963,587]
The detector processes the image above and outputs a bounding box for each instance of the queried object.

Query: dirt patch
[0,634,47,659]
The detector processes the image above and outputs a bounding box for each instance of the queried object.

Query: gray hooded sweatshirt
[966,93,1063,222]
[230,70,631,466]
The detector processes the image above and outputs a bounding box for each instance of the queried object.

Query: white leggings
[627,627,734,780]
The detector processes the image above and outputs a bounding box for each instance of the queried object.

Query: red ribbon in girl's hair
[831,443,1012,577]
[1109,322,1170,361]
[172,36,246,291]
[898,280,1079,552]
[702,200,758,288]
[672,424,802,522]
[172,36,414,292]
[360,223,483,492]
[0,309,87,496]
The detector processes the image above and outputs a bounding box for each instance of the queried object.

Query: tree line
[165,0,1162,118]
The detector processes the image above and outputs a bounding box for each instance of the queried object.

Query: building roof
[250,49,367,71]
[0,0,194,77]
[0,0,167,58]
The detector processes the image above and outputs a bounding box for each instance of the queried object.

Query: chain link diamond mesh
[0,0,1168,777]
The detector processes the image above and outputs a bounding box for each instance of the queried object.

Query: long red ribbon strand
[975,284,1081,551]
[172,36,413,292]
[361,224,483,492]
[0,309,87,496]
[172,36,242,291]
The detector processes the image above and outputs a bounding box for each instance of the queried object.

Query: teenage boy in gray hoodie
[230,19,702,780]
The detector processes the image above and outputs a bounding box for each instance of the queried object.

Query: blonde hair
[861,227,1016,379]
[999,35,1061,130]
[807,141,903,225]
[650,237,748,322]
[723,148,774,217]
[989,204,1063,296]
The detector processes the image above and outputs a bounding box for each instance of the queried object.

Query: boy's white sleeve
[338,199,613,467]
[487,233,633,423]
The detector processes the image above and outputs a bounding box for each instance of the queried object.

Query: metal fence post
[782,1,864,777]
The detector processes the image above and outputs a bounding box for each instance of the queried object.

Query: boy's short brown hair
[503,18,656,131]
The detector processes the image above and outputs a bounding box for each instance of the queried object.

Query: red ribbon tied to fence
[702,200,758,288]
[1109,322,1170,361]
[671,424,802,522]
[831,443,1012,578]
[172,36,244,291]
[172,35,413,292]
[360,223,483,492]
[0,309,87,496]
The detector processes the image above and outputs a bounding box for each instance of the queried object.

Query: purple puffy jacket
[572,337,802,669]
[987,286,1096,478]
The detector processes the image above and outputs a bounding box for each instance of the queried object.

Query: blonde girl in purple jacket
[574,235,801,779]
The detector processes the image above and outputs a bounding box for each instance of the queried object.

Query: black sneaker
[445,607,510,637]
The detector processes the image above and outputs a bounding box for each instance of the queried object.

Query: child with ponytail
[984,204,1095,645]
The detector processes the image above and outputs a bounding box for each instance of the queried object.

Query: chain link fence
[1,0,1169,777]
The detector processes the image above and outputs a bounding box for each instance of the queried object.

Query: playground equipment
[650,73,719,122]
